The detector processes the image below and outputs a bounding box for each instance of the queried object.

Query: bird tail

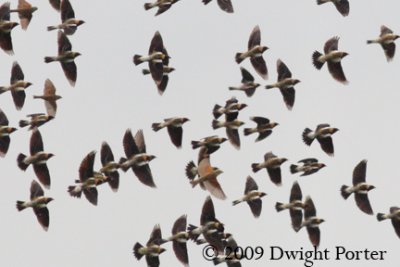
[133,55,143,65]
[133,242,144,260]
[235,53,244,64]
[213,104,223,119]
[44,57,56,63]
[33,95,41,99]
[312,51,324,70]
[119,158,129,172]
[290,164,299,174]
[366,40,377,44]
[144,3,153,10]
[151,123,163,132]
[19,120,29,128]
[265,84,274,89]
[68,185,82,198]
[17,154,29,171]
[191,140,201,149]
[187,224,200,241]
[232,199,241,206]
[213,257,224,265]
[316,0,328,5]
[376,213,387,222]
[340,185,351,199]
[251,163,261,173]
[185,161,197,180]
[16,201,26,211]
[142,69,150,75]
[275,202,285,212]
[212,120,222,130]
[0,87,7,94]
[243,128,254,136]
[302,128,314,146]
[47,25,57,31]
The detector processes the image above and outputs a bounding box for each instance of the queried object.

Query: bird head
[331,128,339,134]
[219,137,228,143]
[25,82,33,88]
[73,52,82,58]
[259,192,267,197]
[76,20,85,26]
[45,197,54,204]
[31,6,38,12]
[8,127,17,133]
[271,122,279,128]
[259,46,269,53]
[47,153,55,159]
[293,79,301,85]
[238,103,248,110]
[182,117,190,123]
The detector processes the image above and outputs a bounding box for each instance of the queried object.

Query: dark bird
[0,61,32,110]
[49,0,61,11]
[152,117,189,148]
[120,129,157,188]
[302,124,339,156]
[296,196,325,247]
[133,224,166,267]
[252,151,287,186]
[377,207,400,239]
[265,60,300,110]
[9,0,37,30]
[33,79,62,117]
[316,0,349,17]
[185,157,226,200]
[0,108,17,157]
[0,2,18,54]
[202,0,233,13]
[290,158,326,176]
[187,196,226,253]
[163,215,190,267]
[243,116,278,142]
[99,141,120,192]
[19,113,54,130]
[45,31,81,86]
[213,236,242,267]
[229,67,260,97]
[367,25,400,61]
[47,0,84,35]
[144,0,181,16]
[232,176,266,218]
[312,36,349,84]
[213,97,247,119]
[236,26,268,79]
[16,180,53,231]
[133,31,169,87]
[275,181,305,231]
[212,109,245,149]
[191,135,227,154]
[17,129,54,189]
[341,159,375,215]
[68,151,105,206]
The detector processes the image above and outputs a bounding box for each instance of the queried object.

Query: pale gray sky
[0,0,399,266]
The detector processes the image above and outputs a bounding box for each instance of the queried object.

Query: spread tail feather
[213,104,223,119]
[151,123,163,132]
[133,243,144,260]
[312,51,324,70]
[340,185,351,199]
[16,201,26,211]
[251,163,261,173]
[235,53,244,64]
[133,55,143,65]
[290,164,299,174]
[377,213,387,222]
[302,128,314,146]
[275,202,285,212]
[17,154,29,171]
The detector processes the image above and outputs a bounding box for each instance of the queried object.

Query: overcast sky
[1,0,400,266]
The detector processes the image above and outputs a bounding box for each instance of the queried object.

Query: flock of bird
[1,0,400,267]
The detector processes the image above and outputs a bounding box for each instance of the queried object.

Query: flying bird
[144,0,181,16]
[252,151,287,186]
[191,135,227,154]
[341,160,375,215]
[0,61,32,110]
[17,129,54,189]
[45,31,81,86]
[302,124,339,156]
[236,25,268,79]
[212,109,244,149]
[16,180,53,231]
[229,67,260,97]
[152,117,189,148]
[232,176,267,218]
[133,31,169,88]
[243,116,278,142]
[9,0,38,30]
[202,0,233,13]
[33,79,62,117]
[213,97,247,119]
[0,108,17,157]
[99,141,120,192]
[265,60,300,110]
[295,196,325,247]
[133,224,166,267]
[0,2,18,54]
[312,36,349,84]
[316,0,349,17]
[290,158,326,176]
[213,236,242,267]
[19,113,54,130]
[377,207,400,239]
[367,25,400,61]
[276,181,305,231]
[120,129,157,188]
[47,0,84,35]
[68,151,105,206]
